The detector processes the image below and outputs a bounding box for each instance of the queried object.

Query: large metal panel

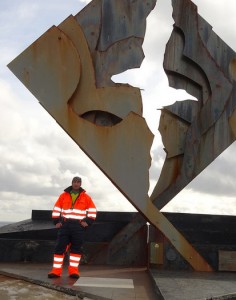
[8,15,153,214]
[151,0,236,210]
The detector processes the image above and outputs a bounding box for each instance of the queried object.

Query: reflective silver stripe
[70,262,79,267]
[62,209,71,214]
[52,212,60,217]
[62,215,84,219]
[87,213,96,217]
[88,208,96,212]
[53,263,62,268]
[54,257,63,262]
[54,206,61,212]
[73,209,87,214]
[88,208,97,218]
[62,208,86,214]
[70,255,81,262]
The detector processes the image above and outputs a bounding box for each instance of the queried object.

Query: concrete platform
[0,263,236,299]
[0,263,158,300]
[150,269,236,300]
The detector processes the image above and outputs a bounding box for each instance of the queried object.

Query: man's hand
[81,221,88,227]
[55,222,62,228]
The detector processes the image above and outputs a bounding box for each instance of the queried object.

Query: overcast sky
[1,0,236,223]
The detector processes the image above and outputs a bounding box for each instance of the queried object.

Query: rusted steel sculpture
[151,0,236,210]
[8,0,156,214]
[8,0,236,271]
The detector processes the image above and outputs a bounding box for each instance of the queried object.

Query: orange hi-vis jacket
[52,186,97,224]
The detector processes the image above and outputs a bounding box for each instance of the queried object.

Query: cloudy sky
[1,0,236,223]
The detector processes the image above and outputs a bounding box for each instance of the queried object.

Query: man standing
[48,176,97,279]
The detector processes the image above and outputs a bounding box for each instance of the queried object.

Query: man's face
[72,180,81,191]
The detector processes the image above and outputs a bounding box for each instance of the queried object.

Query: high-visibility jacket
[52,186,97,225]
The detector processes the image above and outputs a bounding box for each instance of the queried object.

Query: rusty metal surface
[7,0,224,272]
[8,14,153,216]
[75,0,157,87]
[58,17,143,121]
[145,198,213,271]
[151,0,236,210]
[7,2,155,218]
[104,213,147,258]
[8,25,81,115]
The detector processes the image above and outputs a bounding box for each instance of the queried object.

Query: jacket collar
[64,185,84,193]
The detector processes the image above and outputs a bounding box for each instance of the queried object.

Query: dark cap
[72,176,82,182]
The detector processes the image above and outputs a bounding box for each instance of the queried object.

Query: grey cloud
[189,144,236,197]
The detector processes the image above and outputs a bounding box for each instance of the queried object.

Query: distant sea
[0,221,13,228]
